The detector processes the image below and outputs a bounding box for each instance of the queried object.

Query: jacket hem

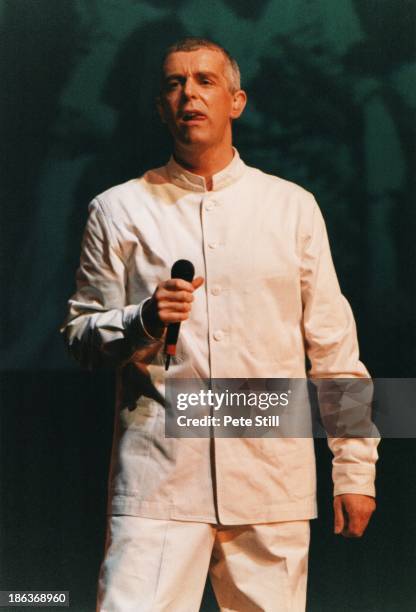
[110,495,318,524]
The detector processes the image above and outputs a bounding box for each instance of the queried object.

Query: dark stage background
[1,1,415,610]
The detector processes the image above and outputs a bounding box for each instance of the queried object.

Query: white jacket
[61,149,379,524]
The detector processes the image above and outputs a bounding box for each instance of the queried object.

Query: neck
[173,143,234,191]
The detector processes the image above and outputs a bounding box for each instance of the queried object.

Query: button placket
[201,194,229,377]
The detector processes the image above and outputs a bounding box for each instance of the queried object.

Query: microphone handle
[165,322,180,354]
[164,259,195,370]
[164,323,179,370]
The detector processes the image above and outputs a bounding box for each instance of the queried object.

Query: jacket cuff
[123,300,165,348]
[333,464,376,497]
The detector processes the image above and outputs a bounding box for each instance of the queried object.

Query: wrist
[139,297,165,341]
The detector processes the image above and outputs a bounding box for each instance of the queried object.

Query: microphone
[165,259,195,371]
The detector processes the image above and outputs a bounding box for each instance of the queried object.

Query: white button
[213,330,224,341]
[211,285,221,296]
[208,242,218,249]
[205,202,214,211]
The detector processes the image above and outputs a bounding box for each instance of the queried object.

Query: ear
[230,89,247,120]
[156,96,167,123]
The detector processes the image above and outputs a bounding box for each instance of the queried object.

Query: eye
[199,75,214,85]
[165,80,180,91]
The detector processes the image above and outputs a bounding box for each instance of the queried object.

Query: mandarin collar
[166,148,245,192]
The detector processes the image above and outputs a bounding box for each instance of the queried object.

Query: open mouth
[181,111,206,122]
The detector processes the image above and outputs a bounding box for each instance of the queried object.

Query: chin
[180,135,212,147]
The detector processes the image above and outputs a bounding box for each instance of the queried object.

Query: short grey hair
[162,37,241,93]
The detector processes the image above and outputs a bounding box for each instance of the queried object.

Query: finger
[343,526,364,538]
[342,522,362,538]
[164,278,195,292]
[333,497,344,535]
[345,512,372,538]
[192,276,204,290]
[159,312,189,324]
[157,289,194,303]
[158,301,191,313]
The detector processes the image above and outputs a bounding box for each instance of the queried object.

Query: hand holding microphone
[141,260,204,369]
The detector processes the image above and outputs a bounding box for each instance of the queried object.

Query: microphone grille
[171,259,195,282]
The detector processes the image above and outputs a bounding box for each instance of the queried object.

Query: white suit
[62,149,378,610]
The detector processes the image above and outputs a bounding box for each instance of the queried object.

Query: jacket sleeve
[60,197,160,369]
[300,196,379,497]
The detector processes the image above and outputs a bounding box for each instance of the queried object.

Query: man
[62,38,378,612]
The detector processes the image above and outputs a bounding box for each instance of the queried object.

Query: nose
[182,77,197,99]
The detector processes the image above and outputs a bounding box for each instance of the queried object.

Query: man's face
[158,48,245,149]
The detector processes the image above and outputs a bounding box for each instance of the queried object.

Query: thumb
[192,276,204,290]
[333,497,344,535]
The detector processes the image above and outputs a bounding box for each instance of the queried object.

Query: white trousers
[97,516,310,612]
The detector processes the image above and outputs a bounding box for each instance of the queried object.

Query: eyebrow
[163,71,219,81]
